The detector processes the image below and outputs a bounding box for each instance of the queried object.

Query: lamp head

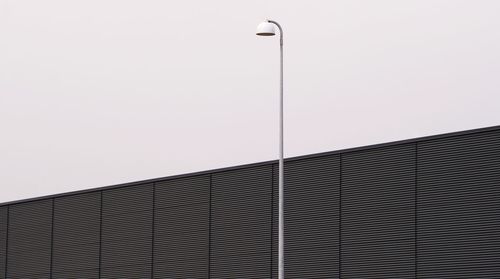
[256,21,276,36]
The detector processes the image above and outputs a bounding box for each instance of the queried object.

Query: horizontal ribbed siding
[154,175,210,279]
[101,264,151,278]
[52,192,101,274]
[274,155,340,279]
[210,165,272,279]
[0,206,7,278]
[9,273,50,279]
[0,207,6,228]
[6,199,53,278]
[342,144,416,279]
[101,184,153,276]
[417,130,500,278]
[52,268,99,279]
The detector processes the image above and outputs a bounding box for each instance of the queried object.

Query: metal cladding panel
[53,192,101,244]
[153,231,208,279]
[342,144,416,279]
[102,210,152,241]
[52,242,100,273]
[7,248,52,277]
[155,175,210,209]
[272,155,340,279]
[102,183,153,216]
[154,175,210,278]
[6,199,53,278]
[0,206,7,277]
[101,238,152,268]
[0,229,5,278]
[417,130,500,278]
[101,264,152,279]
[9,273,50,279]
[154,204,209,277]
[52,192,100,273]
[154,204,209,254]
[210,165,272,279]
[52,268,99,279]
[154,257,208,279]
[101,183,153,275]
[0,207,6,229]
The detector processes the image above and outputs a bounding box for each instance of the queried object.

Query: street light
[256,19,284,279]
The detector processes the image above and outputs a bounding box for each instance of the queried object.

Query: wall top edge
[1,124,499,207]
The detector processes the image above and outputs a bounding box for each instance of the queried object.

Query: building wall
[0,128,499,278]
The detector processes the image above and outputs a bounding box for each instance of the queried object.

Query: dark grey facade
[1,126,500,279]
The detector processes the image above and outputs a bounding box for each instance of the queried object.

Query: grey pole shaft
[268,19,284,279]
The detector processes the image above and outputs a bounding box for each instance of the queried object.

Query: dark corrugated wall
[52,192,101,278]
[417,131,500,278]
[211,166,272,278]
[0,207,7,277]
[6,199,53,278]
[341,144,416,279]
[275,155,340,279]
[154,175,210,278]
[101,184,154,278]
[0,128,499,278]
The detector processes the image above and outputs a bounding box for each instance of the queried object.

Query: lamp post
[256,19,284,279]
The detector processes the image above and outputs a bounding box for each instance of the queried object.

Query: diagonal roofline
[1,124,499,207]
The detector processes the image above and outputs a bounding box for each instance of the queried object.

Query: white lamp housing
[256,21,276,36]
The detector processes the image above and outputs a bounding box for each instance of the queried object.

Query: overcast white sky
[1,0,499,203]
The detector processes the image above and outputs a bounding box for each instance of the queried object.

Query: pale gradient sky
[1,0,499,203]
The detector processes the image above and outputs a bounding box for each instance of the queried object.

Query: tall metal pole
[268,19,284,279]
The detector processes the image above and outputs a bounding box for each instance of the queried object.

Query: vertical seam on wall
[4,206,10,278]
[415,143,418,279]
[50,198,55,279]
[339,154,343,279]
[272,164,275,279]
[208,174,212,279]
[151,183,156,279]
[98,191,103,279]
